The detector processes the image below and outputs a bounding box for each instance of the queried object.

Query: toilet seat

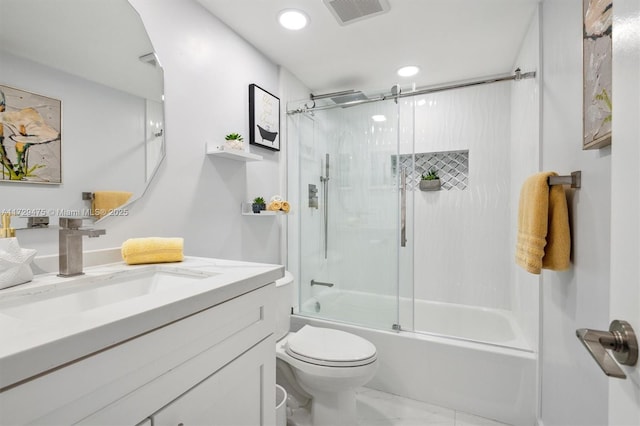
[285,325,377,367]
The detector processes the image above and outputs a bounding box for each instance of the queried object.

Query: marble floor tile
[356,388,455,426]
[454,411,511,426]
[286,387,511,426]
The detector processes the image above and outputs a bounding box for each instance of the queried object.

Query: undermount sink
[0,267,216,322]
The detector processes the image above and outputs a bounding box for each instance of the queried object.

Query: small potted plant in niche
[420,169,441,191]
[224,133,244,150]
[252,196,266,213]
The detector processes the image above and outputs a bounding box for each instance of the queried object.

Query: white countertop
[0,256,284,390]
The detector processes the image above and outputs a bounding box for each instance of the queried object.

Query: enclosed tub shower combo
[287,69,540,425]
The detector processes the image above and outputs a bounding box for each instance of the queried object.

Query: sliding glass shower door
[291,98,407,331]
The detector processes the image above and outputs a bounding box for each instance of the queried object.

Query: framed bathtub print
[0,85,62,183]
[583,0,612,150]
[249,83,280,151]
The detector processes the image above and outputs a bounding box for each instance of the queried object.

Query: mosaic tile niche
[397,150,469,191]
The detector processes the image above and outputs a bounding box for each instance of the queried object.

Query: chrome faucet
[58,217,106,277]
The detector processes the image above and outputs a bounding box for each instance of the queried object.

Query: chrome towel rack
[548,171,581,189]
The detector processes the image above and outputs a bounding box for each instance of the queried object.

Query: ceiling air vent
[322,0,390,26]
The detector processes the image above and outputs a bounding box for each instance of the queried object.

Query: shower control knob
[576,320,638,379]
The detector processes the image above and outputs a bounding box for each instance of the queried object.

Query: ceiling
[196,0,539,98]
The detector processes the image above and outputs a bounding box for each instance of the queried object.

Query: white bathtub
[297,291,536,425]
[412,298,532,350]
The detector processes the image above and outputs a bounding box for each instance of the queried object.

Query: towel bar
[82,192,94,200]
[548,171,581,189]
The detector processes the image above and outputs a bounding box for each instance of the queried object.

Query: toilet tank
[275,271,293,341]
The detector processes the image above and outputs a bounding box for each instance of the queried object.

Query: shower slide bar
[320,153,330,259]
[287,68,536,114]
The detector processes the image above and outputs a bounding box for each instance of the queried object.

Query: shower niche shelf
[206,142,262,162]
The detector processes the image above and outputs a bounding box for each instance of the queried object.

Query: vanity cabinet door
[151,337,275,426]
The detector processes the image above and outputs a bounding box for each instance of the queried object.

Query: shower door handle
[400,168,407,247]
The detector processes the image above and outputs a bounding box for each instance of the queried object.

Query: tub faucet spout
[58,217,106,277]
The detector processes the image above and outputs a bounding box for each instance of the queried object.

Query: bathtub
[296,291,536,425]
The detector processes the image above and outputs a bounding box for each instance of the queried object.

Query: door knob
[576,320,638,379]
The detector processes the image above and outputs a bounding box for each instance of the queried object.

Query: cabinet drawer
[0,283,275,426]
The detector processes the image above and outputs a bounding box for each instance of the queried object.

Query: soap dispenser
[0,213,37,289]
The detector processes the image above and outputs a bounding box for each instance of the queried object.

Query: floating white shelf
[241,202,285,216]
[205,142,262,162]
[241,211,283,216]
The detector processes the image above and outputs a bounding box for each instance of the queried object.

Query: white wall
[539,0,612,424]
[15,0,286,266]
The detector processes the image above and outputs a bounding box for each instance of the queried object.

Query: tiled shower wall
[397,150,470,191]
[401,83,513,310]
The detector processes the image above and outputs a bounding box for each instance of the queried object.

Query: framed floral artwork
[249,83,280,152]
[0,85,62,183]
[583,0,612,150]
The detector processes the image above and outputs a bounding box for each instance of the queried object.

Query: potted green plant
[224,133,244,150]
[252,196,266,213]
[419,169,441,191]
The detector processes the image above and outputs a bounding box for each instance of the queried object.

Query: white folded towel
[0,238,36,289]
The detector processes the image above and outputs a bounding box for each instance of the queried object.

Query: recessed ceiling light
[397,65,420,77]
[372,115,387,122]
[278,9,309,30]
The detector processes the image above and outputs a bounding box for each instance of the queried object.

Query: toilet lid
[285,325,377,367]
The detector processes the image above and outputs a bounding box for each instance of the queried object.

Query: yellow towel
[268,200,283,211]
[516,172,571,274]
[121,237,184,265]
[281,201,290,213]
[92,191,133,220]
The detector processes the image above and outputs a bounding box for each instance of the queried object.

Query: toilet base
[309,389,358,426]
[284,390,359,426]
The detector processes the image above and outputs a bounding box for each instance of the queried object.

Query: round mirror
[0,0,164,227]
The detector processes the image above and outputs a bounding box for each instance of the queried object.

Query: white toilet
[275,272,378,426]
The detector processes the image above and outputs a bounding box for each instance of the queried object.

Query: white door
[607,0,640,423]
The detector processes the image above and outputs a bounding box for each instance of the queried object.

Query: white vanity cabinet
[150,337,273,426]
[0,282,276,426]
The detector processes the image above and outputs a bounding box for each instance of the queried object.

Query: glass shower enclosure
[288,96,412,331]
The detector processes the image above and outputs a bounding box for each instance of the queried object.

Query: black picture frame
[249,83,280,151]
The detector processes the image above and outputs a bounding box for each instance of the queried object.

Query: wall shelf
[205,142,262,162]
[241,211,283,216]
[241,202,284,216]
